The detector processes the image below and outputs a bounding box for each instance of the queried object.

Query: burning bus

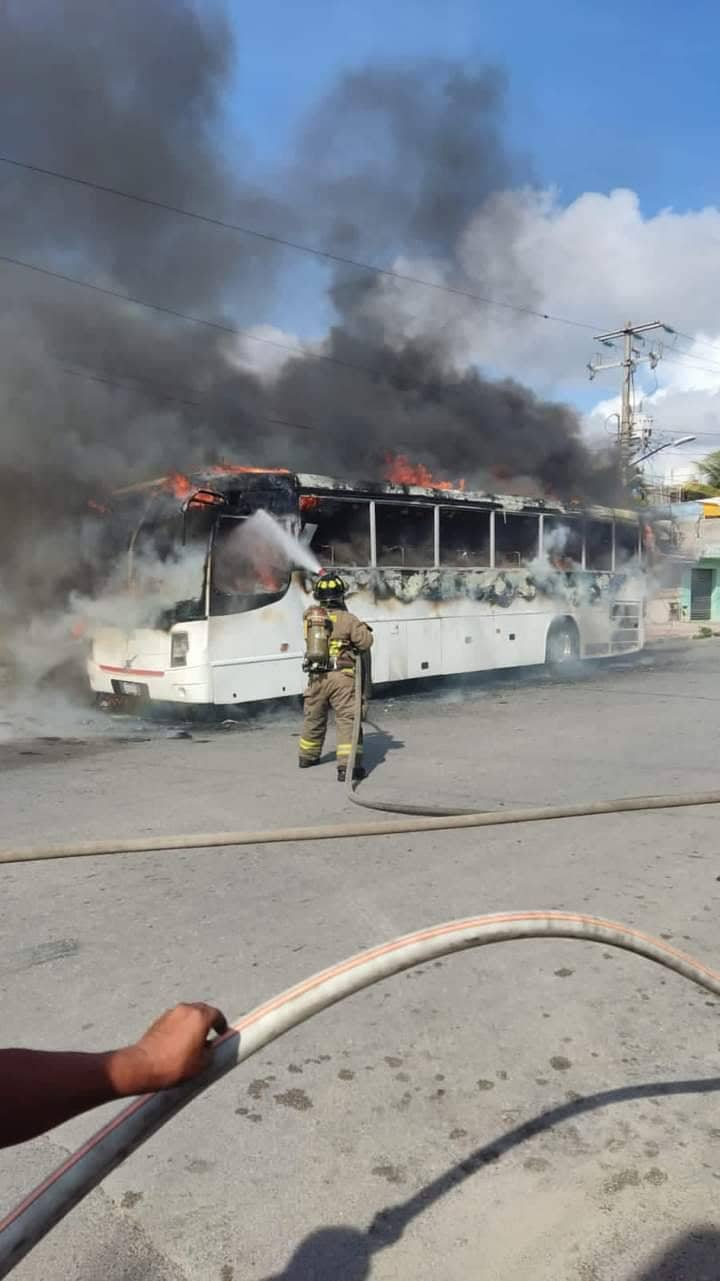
[86,464,645,710]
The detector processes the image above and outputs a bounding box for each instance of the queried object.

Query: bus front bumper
[87,659,212,705]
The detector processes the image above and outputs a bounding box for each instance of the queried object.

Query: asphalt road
[2,639,720,1280]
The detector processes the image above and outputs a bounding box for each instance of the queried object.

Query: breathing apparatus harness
[303,574,351,675]
[303,604,333,673]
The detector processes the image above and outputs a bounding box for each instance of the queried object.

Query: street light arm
[633,436,696,465]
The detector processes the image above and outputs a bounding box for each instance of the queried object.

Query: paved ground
[2,639,720,1280]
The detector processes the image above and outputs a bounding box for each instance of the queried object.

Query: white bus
[87,466,645,710]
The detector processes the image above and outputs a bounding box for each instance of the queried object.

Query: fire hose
[3,667,720,1271]
[2,664,720,867]
[3,911,720,1276]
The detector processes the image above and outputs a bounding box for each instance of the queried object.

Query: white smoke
[213,509,320,592]
[0,544,206,692]
[1,509,319,698]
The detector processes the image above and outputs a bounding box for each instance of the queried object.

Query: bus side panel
[211,655,304,704]
[369,606,556,683]
[207,585,306,705]
[439,608,549,674]
[406,618,442,678]
[370,615,441,680]
[369,620,406,683]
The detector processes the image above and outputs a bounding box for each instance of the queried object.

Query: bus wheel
[545,618,580,669]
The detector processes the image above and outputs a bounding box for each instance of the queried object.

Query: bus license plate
[118,681,145,696]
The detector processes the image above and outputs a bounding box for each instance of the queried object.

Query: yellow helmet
[313,573,346,604]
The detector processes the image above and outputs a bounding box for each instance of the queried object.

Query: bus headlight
[170,631,189,667]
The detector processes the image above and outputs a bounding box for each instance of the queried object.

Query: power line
[57,353,720,452]
[1,248,607,441]
[4,340,319,429]
[644,429,720,440]
[670,329,720,361]
[669,431,719,439]
[0,250,382,377]
[3,248,603,413]
[661,351,720,378]
[7,242,718,454]
[665,332,720,372]
[37,317,720,448]
[26,301,720,450]
[0,152,597,332]
[59,364,202,408]
[56,362,314,432]
[48,355,720,439]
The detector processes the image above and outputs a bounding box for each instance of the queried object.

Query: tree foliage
[698,450,720,490]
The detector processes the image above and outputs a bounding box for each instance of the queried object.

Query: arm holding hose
[348,617,373,718]
[5,909,720,1279]
[0,1002,226,1148]
[348,616,373,654]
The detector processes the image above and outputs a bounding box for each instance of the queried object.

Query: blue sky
[223,0,720,470]
[231,0,719,216]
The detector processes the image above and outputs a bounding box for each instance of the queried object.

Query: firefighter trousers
[299,669,362,765]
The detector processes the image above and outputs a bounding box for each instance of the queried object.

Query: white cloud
[224,324,303,381]
[457,187,720,383]
[351,185,720,475]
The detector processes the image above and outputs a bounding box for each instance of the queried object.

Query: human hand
[109,1003,228,1095]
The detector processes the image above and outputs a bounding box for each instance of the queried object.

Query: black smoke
[0,2,621,627]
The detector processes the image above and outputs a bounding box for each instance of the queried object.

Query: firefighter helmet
[313,573,346,605]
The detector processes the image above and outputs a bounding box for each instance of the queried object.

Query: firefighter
[299,574,373,781]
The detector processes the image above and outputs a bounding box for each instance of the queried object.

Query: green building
[673,500,720,621]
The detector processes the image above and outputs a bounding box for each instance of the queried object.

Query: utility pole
[588,320,668,479]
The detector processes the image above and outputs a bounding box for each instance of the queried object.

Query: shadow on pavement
[362,724,405,777]
[631,1228,720,1280]
[261,1073,720,1280]
[315,726,404,773]
[263,1228,371,1281]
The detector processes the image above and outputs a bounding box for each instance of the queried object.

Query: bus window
[132,512,209,626]
[543,516,583,569]
[440,508,491,567]
[376,504,434,568]
[210,514,290,615]
[615,521,639,565]
[586,520,613,570]
[494,513,539,567]
[305,498,370,566]
[131,516,182,566]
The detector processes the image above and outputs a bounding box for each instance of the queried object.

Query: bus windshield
[133,504,215,627]
[209,515,292,615]
[108,471,300,627]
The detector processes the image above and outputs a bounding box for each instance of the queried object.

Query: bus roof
[108,466,638,524]
[297,473,640,524]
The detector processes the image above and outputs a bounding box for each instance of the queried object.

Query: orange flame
[206,463,290,476]
[383,452,465,491]
[489,465,512,483]
[186,489,226,509]
[165,471,193,499]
